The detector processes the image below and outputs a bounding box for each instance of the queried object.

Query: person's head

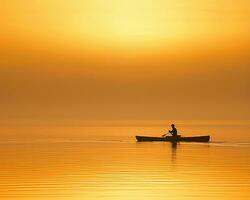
[171,124,175,128]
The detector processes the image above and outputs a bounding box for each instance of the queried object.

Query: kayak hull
[136,135,210,143]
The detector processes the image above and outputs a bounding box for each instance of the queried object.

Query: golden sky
[0,0,249,120]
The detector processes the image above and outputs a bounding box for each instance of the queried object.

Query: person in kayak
[169,124,178,138]
[162,124,178,138]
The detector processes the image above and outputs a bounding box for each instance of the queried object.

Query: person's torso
[172,128,177,135]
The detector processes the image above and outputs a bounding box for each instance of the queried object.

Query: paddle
[162,131,171,137]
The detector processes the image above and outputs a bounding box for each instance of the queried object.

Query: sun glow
[73,0,249,46]
[1,0,249,48]
[85,1,174,41]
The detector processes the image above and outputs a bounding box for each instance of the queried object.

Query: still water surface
[0,120,250,199]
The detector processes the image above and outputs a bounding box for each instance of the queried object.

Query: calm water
[0,120,250,200]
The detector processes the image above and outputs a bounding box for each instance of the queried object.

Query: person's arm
[168,130,174,136]
[162,131,171,137]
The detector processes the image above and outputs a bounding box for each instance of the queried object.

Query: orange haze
[0,0,249,121]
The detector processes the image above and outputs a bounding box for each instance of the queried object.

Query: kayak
[136,135,210,143]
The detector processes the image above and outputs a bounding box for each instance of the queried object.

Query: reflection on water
[171,142,177,164]
[0,120,250,200]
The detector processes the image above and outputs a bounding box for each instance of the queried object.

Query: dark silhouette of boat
[136,135,210,142]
